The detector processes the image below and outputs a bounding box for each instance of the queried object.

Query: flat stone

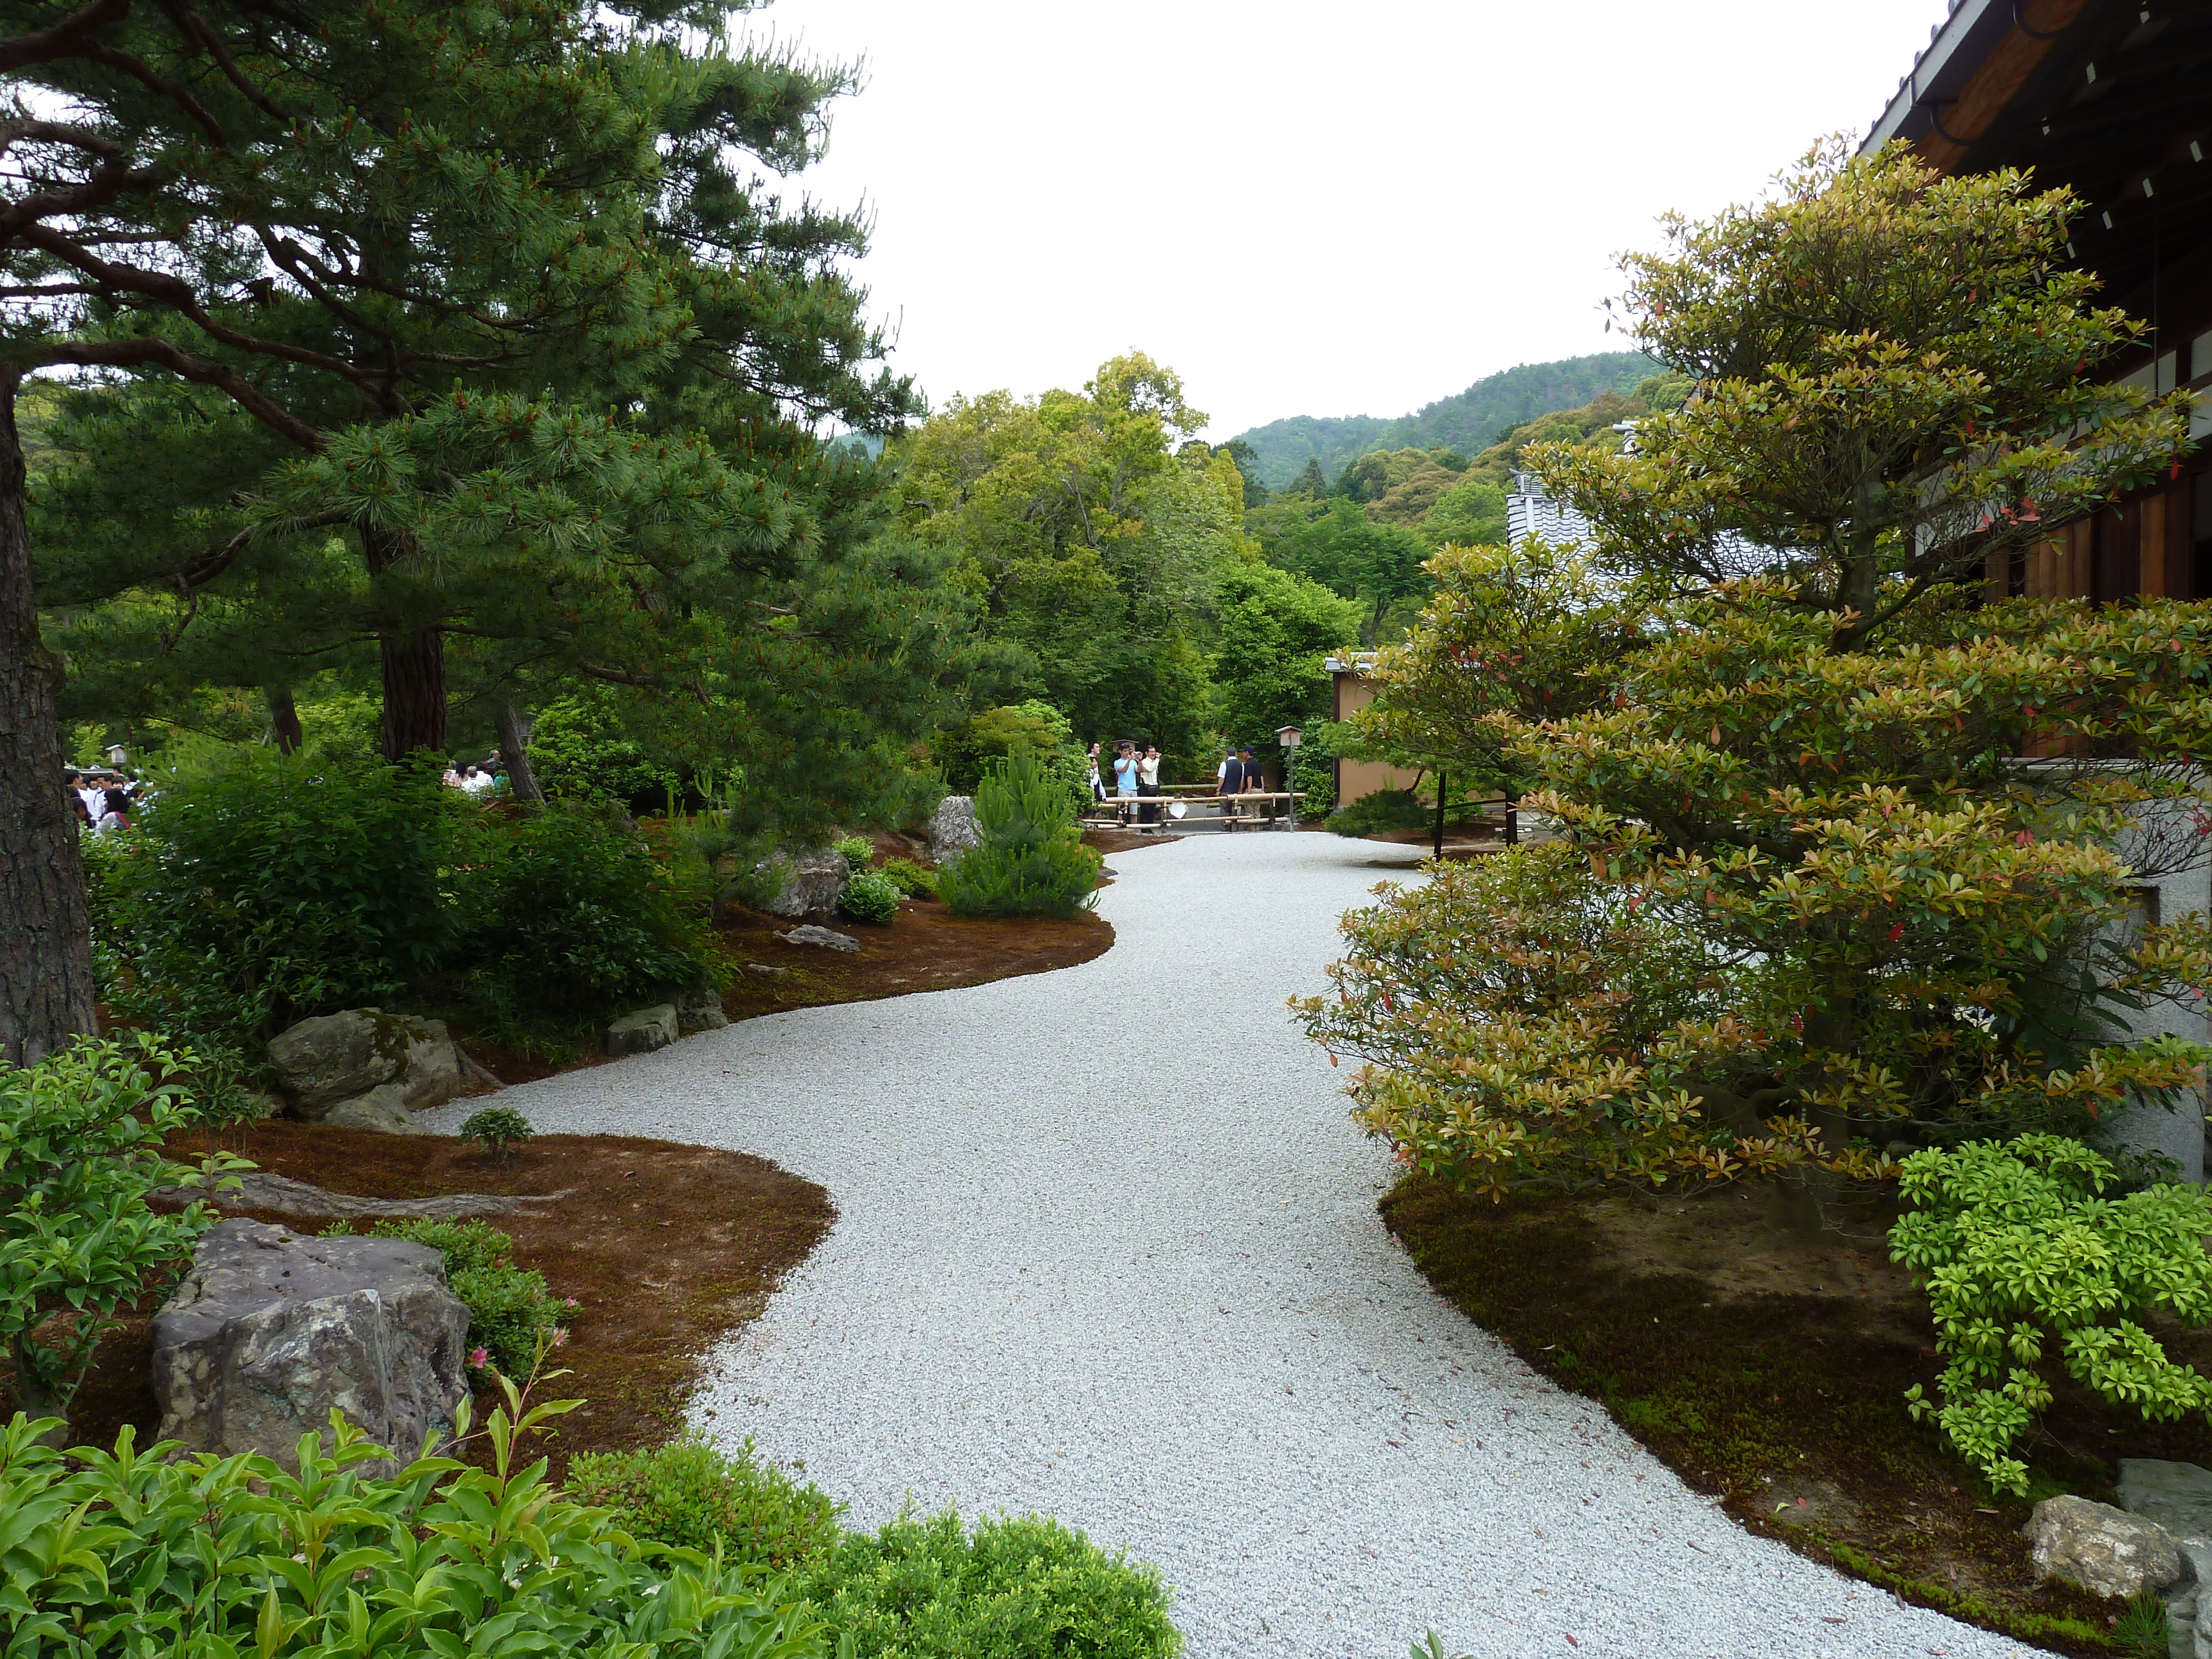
[320,1083,414,1134]
[2026,1493,2186,1599]
[160,1169,569,1220]
[606,1003,678,1055]
[778,924,859,953]
[153,1219,469,1474]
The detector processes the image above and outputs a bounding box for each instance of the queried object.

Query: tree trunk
[362,524,447,761]
[0,377,98,1067]
[495,701,542,805]
[266,685,304,754]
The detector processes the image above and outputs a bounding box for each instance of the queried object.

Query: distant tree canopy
[895,353,1345,768]
[1226,351,1661,488]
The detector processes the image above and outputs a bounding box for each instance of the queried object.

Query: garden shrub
[461,803,716,1040]
[799,1510,1182,1659]
[0,1037,244,1426]
[933,700,1088,802]
[525,693,679,807]
[1889,1135,2212,1495]
[878,856,938,899]
[1291,747,1335,822]
[368,1218,568,1375]
[938,748,1099,920]
[458,1104,535,1161]
[0,1397,826,1658]
[1324,787,1430,839]
[832,833,875,870]
[86,748,460,1048]
[567,1437,844,1571]
[839,868,901,925]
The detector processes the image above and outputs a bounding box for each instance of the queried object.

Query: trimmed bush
[1324,787,1431,839]
[878,856,938,899]
[86,749,460,1047]
[461,804,717,1040]
[567,1437,843,1571]
[839,868,901,925]
[938,748,1099,920]
[832,833,875,870]
[368,1218,568,1375]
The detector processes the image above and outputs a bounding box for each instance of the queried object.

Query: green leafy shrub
[0,1038,245,1426]
[369,1218,568,1375]
[1291,747,1335,822]
[1324,787,1431,839]
[878,856,938,899]
[1889,1135,2212,1495]
[800,1511,1181,1659]
[462,804,716,1039]
[0,1392,825,1659]
[85,748,460,1048]
[839,868,901,925]
[938,748,1100,920]
[567,1437,844,1571]
[832,833,875,870]
[458,1105,534,1162]
[933,700,1088,802]
[526,693,679,808]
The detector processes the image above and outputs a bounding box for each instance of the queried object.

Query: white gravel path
[420,831,2036,1659]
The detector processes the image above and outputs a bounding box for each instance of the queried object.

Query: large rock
[759,847,851,922]
[321,1084,414,1134]
[268,1009,464,1118]
[676,987,729,1034]
[2026,1493,2187,1599]
[928,795,981,868]
[606,1003,678,1055]
[153,1219,469,1474]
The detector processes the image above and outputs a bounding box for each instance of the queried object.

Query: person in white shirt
[1137,745,1161,829]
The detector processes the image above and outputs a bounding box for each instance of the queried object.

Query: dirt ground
[61,1124,834,1476]
[1384,1176,2212,1656]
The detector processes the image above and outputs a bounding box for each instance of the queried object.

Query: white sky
[752,0,1949,441]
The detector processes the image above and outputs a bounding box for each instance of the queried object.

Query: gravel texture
[419,831,2034,1658]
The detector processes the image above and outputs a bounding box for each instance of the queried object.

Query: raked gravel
[418,831,2036,1659]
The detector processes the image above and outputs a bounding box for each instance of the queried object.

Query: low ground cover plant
[579,1435,1181,1657]
[367,1218,568,1375]
[877,857,937,899]
[0,1385,826,1658]
[0,1037,244,1428]
[938,748,1099,920]
[567,1437,844,1570]
[1890,1135,2212,1495]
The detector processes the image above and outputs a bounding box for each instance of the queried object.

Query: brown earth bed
[1384,1175,2212,1657]
[54,1123,833,1477]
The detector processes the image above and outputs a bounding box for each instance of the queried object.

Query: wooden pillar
[2140,493,2169,597]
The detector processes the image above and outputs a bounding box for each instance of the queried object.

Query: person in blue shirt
[1112,740,1139,823]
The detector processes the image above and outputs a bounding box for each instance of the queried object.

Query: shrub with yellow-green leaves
[1306,141,2212,1201]
[1889,1135,2212,1495]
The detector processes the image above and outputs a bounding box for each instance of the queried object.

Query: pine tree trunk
[266,685,304,754]
[0,377,97,1067]
[494,701,543,805]
[362,524,447,761]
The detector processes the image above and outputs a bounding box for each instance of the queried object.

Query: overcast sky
[753,0,1949,441]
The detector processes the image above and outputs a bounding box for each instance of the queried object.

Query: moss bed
[1382,1174,2212,1657]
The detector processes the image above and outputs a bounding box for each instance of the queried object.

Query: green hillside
[1229,351,1660,489]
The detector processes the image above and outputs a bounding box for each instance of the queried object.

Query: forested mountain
[1229,351,1660,488]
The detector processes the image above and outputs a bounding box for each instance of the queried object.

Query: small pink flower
[566,1298,581,1308]
[468,1347,489,1369]
[552,1328,568,1349]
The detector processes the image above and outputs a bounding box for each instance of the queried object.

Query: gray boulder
[928,795,982,868]
[676,987,729,1034]
[606,1003,678,1055]
[321,1084,414,1134]
[759,847,851,921]
[153,1219,469,1474]
[779,924,859,953]
[268,1009,464,1118]
[2026,1493,2187,1599]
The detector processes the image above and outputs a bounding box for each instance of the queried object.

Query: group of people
[440,754,507,798]
[1082,740,1279,830]
[62,766,140,835]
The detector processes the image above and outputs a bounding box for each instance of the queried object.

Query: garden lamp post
[1276,726,1301,831]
